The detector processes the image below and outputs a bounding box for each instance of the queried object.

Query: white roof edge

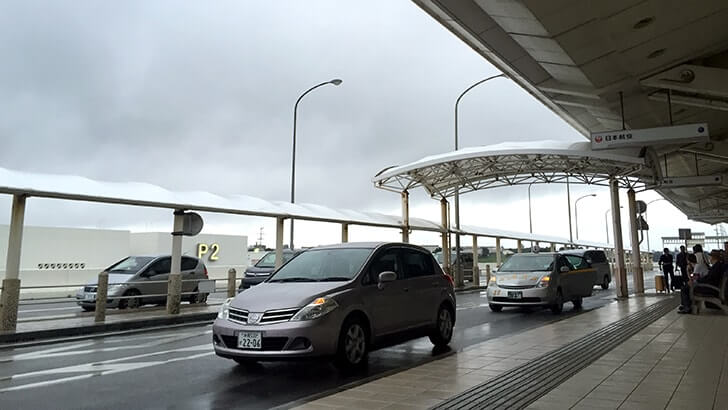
[373,140,645,183]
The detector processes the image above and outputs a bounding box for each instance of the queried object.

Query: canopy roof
[373,140,655,198]
[0,166,609,248]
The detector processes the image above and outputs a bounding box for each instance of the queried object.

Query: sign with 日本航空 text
[590,123,709,150]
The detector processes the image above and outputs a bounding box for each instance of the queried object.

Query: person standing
[675,245,688,289]
[659,248,674,292]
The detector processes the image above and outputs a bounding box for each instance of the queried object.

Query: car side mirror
[560,266,570,273]
[378,271,397,289]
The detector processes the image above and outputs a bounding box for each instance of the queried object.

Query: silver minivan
[487,252,595,314]
[76,255,209,310]
[562,249,612,290]
[213,242,456,368]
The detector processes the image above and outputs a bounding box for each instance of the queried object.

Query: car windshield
[107,256,155,274]
[268,248,372,282]
[499,254,554,272]
[255,252,278,268]
[435,252,456,264]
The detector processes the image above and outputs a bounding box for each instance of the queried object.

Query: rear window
[589,251,607,263]
[499,254,554,272]
[181,257,198,271]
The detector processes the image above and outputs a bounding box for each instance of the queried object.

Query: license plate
[237,331,262,350]
[507,291,523,299]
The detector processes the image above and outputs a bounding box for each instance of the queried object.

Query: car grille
[220,335,289,351]
[228,307,249,324]
[84,286,97,292]
[498,284,536,289]
[227,307,300,325]
[260,308,299,324]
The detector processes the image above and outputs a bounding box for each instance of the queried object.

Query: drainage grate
[433,296,680,410]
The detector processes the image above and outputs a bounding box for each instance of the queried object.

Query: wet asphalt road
[0,284,624,410]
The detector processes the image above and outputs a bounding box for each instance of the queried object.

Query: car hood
[231,281,348,311]
[85,273,134,286]
[496,271,548,287]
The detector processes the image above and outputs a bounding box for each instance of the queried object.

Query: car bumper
[75,291,123,308]
[212,313,341,360]
[486,285,556,306]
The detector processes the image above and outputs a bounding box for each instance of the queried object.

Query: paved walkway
[527,309,728,410]
[293,295,673,410]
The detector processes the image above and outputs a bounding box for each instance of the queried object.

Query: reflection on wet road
[1,286,621,409]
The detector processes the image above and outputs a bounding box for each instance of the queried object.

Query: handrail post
[166,211,184,314]
[472,235,480,287]
[94,271,108,322]
[227,268,237,298]
[0,194,26,332]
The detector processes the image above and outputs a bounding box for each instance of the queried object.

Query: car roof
[312,242,430,251]
[131,255,199,260]
[561,249,604,256]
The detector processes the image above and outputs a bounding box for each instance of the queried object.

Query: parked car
[486,252,595,314]
[213,242,456,368]
[76,255,209,311]
[562,249,612,290]
[434,251,480,282]
[239,249,301,291]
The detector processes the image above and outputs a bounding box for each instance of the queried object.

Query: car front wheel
[550,289,564,314]
[429,305,454,347]
[335,318,368,369]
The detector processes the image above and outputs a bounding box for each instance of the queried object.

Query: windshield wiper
[268,277,316,283]
[318,277,350,282]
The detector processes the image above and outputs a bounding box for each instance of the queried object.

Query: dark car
[239,249,301,291]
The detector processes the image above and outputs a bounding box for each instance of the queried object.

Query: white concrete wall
[129,232,248,279]
[0,225,248,295]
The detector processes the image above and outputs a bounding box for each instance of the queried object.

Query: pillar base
[0,278,21,332]
[166,273,182,315]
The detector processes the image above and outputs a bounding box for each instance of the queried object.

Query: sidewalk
[527,308,728,409]
[291,294,693,410]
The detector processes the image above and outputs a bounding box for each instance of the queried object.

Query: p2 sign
[197,243,220,261]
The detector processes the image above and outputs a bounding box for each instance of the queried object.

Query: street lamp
[290,78,342,249]
[453,74,506,284]
[645,198,666,252]
[605,206,624,244]
[528,182,535,234]
[575,194,597,240]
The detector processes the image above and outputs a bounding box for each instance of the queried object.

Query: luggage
[655,275,666,293]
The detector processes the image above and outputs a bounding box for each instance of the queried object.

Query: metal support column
[517,240,523,253]
[627,189,644,294]
[401,191,410,243]
[275,217,285,269]
[495,237,502,267]
[440,198,451,276]
[551,243,556,252]
[341,223,349,243]
[94,271,108,322]
[227,268,237,297]
[472,235,479,287]
[610,179,628,298]
[0,195,26,331]
[166,211,184,315]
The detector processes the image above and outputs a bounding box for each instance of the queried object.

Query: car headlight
[489,276,497,286]
[538,275,550,288]
[291,297,338,321]
[218,298,233,320]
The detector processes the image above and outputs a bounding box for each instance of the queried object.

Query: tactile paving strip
[432,296,680,410]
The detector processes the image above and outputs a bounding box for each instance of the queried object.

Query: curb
[0,312,218,346]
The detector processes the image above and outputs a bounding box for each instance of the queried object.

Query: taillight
[204,266,208,278]
[445,274,454,286]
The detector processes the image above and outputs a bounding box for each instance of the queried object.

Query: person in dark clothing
[679,250,725,313]
[659,248,674,293]
[675,246,688,289]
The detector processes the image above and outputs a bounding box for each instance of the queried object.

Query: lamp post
[645,198,666,252]
[453,74,506,285]
[528,182,535,234]
[575,194,597,241]
[605,206,624,243]
[290,79,342,249]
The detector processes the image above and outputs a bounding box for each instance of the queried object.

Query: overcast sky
[0,0,720,251]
